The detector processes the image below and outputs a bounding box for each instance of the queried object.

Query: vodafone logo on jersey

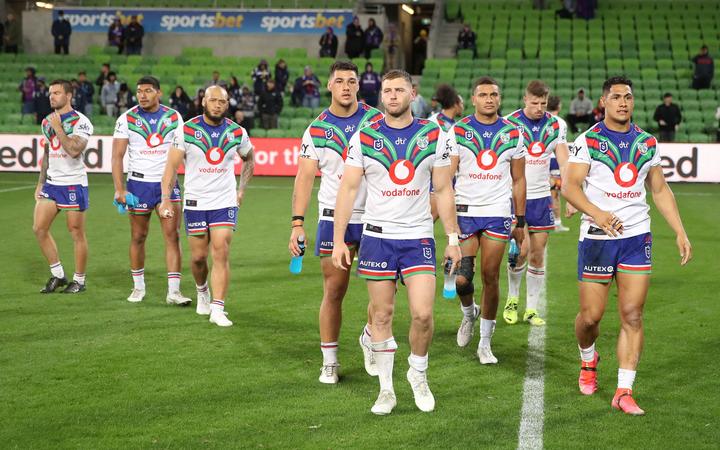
[205,147,226,165]
[41,136,61,151]
[146,133,163,148]
[476,149,498,170]
[527,141,545,157]
[389,159,415,185]
[613,162,638,187]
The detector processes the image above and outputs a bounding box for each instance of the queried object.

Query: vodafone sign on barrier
[0,134,717,181]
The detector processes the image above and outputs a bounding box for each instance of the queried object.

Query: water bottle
[442,259,457,299]
[508,238,520,269]
[289,236,305,274]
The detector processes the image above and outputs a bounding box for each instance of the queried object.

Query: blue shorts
[577,232,652,283]
[526,196,555,233]
[184,207,238,236]
[357,235,436,281]
[126,179,181,215]
[40,183,89,211]
[458,216,511,243]
[314,219,363,257]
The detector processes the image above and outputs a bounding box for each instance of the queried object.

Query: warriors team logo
[417,136,429,150]
[500,133,510,144]
[389,159,416,185]
[613,162,638,187]
[527,141,546,157]
[637,142,648,155]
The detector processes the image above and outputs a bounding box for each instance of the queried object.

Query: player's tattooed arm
[56,133,88,158]
[237,148,255,205]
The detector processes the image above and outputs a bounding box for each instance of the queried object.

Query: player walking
[332,70,461,415]
[112,76,191,305]
[160,86,255,327]
[289,61,383,384]
[33,79,94,294]
[563,76,692,415]
[450,76,527,363]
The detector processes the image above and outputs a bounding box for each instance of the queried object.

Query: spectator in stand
[107,18,124,54]
[124,16,144,55]
[51,10,72,55]
[19,67,37,123]
[457,23,477,57]
[410,82,431,118]
[116,82,135,115]
[169,85,192,120]
[359,62,381,107]
[71,79,88,114]
[300,66,321,109]
[291,75,304,107]
[654,92,682,142]
[384,23,403,70]
[592,98,605,122]
[228,75,242,107]
[77,71,94,117]
[275,59,290,94]
[567,87,593,132]
[96,63,110,89]
[319,27,338,58]
[188,88,205,118]
[0,19,4,53]
[235,85,256,131]
[251,59,271,95]
[4,13,20,54]
[413,29,429,74]
[258,79,283,129]
[691,45,714,90]
[364,18,384,59]
[33,78,52,125]
[101,71,120,117]
[206,70,222,88]
[715,105,720,142]
[345,16,364,59]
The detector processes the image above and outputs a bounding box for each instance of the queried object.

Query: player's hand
[289,226,307,257]
[512,225,526,248]
[48,112,63,134]
[676,234,692,266]
[158,199,174,219]
[331,242,351,271]
[237,189,245,206]
[114,189,128,204]
[444,244,462,274]
[592,210,623,237]
[565,202,578,218]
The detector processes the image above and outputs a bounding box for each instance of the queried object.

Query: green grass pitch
[0,172,718,449]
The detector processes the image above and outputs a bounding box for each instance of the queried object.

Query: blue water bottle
[508,238,520,269]
[289,236,305,274]
[443,260,457,299]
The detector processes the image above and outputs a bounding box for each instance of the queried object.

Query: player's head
[471,76,501,117]
[48,79,73,110]
[434,83,460,115]
[663,92,673,105]
[523,80,549,120]
[381,69,414,118]
[700,45,708,55]
[327,60,359,108]
[547,95,561,115]
[202,85,229,122]
[136,76,161,110]
[601,76,634,125]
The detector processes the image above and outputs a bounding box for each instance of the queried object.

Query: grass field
[0,172,718,449]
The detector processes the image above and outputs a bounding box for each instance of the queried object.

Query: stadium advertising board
[0,135,717,181]
[54,8,353,34]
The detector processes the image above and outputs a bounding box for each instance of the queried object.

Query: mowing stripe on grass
[517,255,548,450]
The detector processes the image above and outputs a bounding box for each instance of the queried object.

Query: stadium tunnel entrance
[380,2,435,75]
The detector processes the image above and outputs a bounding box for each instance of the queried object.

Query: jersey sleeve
[344,131,363,169]
[112,113,129,139]
[556,117,568,145]
[300,127,320,161]
[649,136,662,167]
[237,127,253,158]
[433,128,452,168]
[71,114,93,140]
[568,134,591,165]
[170,123,187,153]
[511,127,526,160]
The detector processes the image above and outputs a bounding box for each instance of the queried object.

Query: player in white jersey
[563,76,692,415]
[33,79,94,294]
[159,86,255,327]
[448,76,527,364]
[547,95,572,231]
[333,70,461,415]
[289,61,384,384]
[111,76,192,305]
[428,83,463,221]
[501,81,570,326]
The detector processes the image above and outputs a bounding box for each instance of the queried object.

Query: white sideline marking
[517,255,548,450]
[0,185,34,193]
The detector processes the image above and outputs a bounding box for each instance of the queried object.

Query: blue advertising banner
[54,8,353,34]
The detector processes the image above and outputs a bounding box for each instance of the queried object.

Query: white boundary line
[0,185,35,193]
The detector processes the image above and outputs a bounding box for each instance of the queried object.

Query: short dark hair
[329,60,358,77]
[49,79,73,94]
[525,80,550,97]
[663,92,673,98]
[602,76,633,95]
[102,63,110,68]
[137,75,160,90]
[78,71,86,76]
[382,69,413,85]
[471,76,499,94]
[434,83,459,109]
[547,95,561,111]
[108,71,117,78]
